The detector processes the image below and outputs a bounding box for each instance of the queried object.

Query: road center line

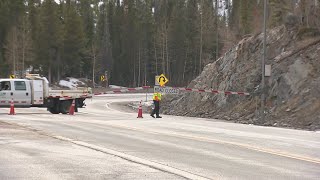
[97,122,320,165]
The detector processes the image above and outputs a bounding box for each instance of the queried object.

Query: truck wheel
[48,106,59,114]
[60,100,71,114]
[77,98,85,108]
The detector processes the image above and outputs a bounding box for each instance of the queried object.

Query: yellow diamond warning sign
[157,74,168,86]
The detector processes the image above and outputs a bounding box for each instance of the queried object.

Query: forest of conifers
[0,0,319,86]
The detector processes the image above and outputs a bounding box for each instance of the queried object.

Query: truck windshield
[14,81,26,90]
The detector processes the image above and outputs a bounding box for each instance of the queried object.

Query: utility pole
[199,0,203,72]
[215,0,219,60]
[261,0,267,123]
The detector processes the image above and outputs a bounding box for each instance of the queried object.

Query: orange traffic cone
[69,99,75,115]
[8,99,15,115]
[137,101,143,118]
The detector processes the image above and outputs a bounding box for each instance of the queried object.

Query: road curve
[1,94,319,180]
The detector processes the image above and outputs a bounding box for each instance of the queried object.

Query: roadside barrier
[94,86,151,95]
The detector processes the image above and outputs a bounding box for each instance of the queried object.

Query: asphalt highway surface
[0,94,319,180]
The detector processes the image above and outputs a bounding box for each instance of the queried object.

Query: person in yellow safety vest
[150,92,162,118]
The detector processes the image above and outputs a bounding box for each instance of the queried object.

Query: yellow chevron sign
[157,74,168,86]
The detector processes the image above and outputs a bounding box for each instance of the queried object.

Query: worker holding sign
[150,90,162,118]
[151,74,168,118]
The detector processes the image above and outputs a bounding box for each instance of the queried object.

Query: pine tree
[62,0,86,78]
[96,0,113,85]
[0,0,25,77]
[239,0,254,36]
[185,0,199,80]
[167,0,186,84]
[79,0,95,80]
[269,0,290,27]
[4,11,33,78]
[37,0,62,82]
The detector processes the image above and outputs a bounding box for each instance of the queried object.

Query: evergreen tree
[37,0,61,83]
[96,1,113,84]
[62,0,86,78]
[79,0,95,79]
[0,0,25,77]
[269,0,290,27]
[239,0,254,36]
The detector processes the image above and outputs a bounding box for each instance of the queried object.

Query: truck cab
[0,79,32,107]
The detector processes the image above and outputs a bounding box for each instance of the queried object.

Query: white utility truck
[0,74,92,114]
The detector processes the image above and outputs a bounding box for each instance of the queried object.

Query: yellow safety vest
[153,92,162,101]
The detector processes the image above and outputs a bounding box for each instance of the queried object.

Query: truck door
[31,80,44,105]
[13,80,31,106]
[0,80,12,106]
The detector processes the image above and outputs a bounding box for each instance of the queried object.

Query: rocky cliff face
[162,26,320,130]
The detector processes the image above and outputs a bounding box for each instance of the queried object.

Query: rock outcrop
[162,25,320,130]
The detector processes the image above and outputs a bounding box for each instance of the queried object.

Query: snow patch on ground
[109,85,127,89]
[128,100,154,112]
[59,80,76,89]
[59,77,86,89]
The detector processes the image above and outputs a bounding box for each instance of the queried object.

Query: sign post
[155,76,160,86]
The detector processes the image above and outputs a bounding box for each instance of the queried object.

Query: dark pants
[151,100,160,117]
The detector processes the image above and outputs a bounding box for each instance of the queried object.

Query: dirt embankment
[161,26,320,131]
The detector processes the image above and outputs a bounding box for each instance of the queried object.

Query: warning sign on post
[156,74,168,86]
[100,75,105,81]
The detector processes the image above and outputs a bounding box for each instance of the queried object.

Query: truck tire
[47,98,60,114]
[48,105,60,114]
[77,98,85,108]
[60,100,71,114]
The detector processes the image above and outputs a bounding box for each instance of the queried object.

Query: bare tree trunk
[162,27,165,74]
[138,45,141,86]
[133,55,136,87]
[144,53,147,86]
[57,51,61,82]
[154,37,158,75]
[48,62,52,84]
[92,44,97,88]
[13,26,17,76]
[22,27,25,78]
[165,27,169,78]
[21,15,28,78]
[183,45,189,83]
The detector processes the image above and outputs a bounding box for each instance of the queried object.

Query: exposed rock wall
[162,26,320,130]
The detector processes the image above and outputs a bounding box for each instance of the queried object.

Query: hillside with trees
[0,0,319,87]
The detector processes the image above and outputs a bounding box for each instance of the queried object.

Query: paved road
[0,94,319,180]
